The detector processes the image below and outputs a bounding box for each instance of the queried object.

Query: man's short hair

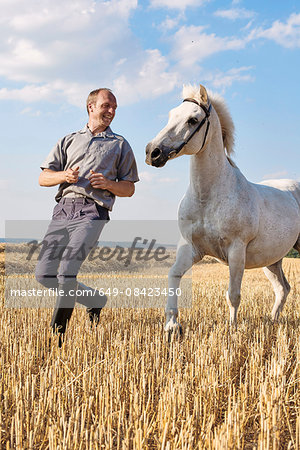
[86,88,114,114]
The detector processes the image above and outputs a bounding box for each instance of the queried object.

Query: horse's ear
[200,84,208,105]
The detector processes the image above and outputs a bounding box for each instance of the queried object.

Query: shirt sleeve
[40,137,66,171]
[117,140,139,183]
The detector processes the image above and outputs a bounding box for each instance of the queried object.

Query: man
[35,88,139,346]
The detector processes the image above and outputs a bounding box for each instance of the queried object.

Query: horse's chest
[194,223,229,261]
[180,215,230,262]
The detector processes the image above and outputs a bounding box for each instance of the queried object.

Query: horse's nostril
[151,148,162,160]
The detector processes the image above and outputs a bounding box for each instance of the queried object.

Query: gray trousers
[35,197,109,307]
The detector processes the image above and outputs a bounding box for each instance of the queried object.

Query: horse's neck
[190,134,236,197]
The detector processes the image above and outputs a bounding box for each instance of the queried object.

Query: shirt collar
[80,124,114,138]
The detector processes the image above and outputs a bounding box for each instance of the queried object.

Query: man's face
[89,91,117,130]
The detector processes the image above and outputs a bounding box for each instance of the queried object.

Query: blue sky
[0,0,299,237]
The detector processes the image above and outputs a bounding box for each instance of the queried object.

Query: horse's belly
[245,221,299,268]
[183,214,299,269]
[246,182,300,268]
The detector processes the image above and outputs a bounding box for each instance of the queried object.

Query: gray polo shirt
[41,125,139,211]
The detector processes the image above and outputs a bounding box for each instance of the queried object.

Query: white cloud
[1,0,288,109]
[0,0,181,107]
[0,0,184,107]
[139,171,157,182]
[0,81,91,107]
[214,8,255,21]
[160,177,179,183]
[0,85,58,103]
[253,13,300,48]
[205,66,255,91]
[113,50,179,104]
[5,0,137,32]
[262,171,289,180]
[0,0,138,84]
[0,179,11,190]
[138,171,179,184]
[150,0,208,11]
[159,15,183,30]
[242,20,255,31]
[171,25,247,68]
[20,107,41,117]
[0,51,179,108]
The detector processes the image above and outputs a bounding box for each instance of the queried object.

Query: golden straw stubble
[1,250,299,449]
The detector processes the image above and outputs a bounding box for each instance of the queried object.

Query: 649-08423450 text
[9,287,182,298]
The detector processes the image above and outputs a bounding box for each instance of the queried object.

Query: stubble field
[0,244,299,449]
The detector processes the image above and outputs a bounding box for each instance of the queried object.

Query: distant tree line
[286,248,300,258]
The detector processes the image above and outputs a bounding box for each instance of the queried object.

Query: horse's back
[259,179,300,211]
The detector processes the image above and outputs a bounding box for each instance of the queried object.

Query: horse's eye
[188,117,198,126]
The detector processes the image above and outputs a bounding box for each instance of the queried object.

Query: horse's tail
[289,180,300,211]
[288,181,300,253]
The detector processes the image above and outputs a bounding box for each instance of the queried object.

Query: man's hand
[88,170,112,190]
[88,170,135,197]
[39,166,80,187]
[65,166,80,184]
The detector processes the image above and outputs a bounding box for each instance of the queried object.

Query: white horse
[146,84,300,333]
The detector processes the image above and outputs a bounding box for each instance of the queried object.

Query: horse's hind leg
[165,237,201,334]
[294,236,300,254]
[263,259,291,321]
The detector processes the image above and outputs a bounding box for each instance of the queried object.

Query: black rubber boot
[50,281,77,347]
[77,282,107,326]
[86,307,101,324]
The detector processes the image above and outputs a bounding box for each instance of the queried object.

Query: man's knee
[35,271,58,288]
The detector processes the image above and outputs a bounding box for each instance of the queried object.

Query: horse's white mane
[182,85,236,167]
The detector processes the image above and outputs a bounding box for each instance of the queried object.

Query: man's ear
[88,102,94,114]
[200,84,209,105]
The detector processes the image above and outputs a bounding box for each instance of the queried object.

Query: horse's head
[146,85,213,167]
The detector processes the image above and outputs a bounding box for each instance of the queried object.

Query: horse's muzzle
[145,143,168,167]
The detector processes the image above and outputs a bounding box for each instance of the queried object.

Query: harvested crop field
[0,244,299,449]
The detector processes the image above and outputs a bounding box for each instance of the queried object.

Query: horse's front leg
[226,241,246,326]
[165,238,201,335]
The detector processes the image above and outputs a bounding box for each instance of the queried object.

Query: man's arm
[88,171,135,197]
[39,167,79,187]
